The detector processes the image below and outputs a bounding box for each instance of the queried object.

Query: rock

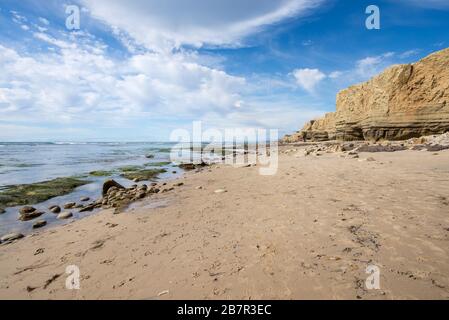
[367,157,376,162]
[19,206,36,215]
[196,186,203,190]
[102,179,125,197]
[57,212,73,219]
[80,197,90,202]
[174,182,184,187]
[285,48,449,142]
[79,204,96,212]
[136,192,146,199]
[63,202,76,209]
[356,145,407,153]
[0,208,5,214]
[32,220,47,229]
[214,189,227,194]
[145,154,155,159]
[179,161,208,171]
[49,205,61,213]
[19,210,44,221]
[1,233,24,243]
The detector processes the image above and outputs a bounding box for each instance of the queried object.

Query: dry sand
[1,146,449,299]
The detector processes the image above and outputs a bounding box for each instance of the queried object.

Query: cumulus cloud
[82,0,324,51]
[0,33,246,126]
[293,68,326,93]
[1,1,329,139]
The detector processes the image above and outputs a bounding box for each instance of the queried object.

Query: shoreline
[0,144,448,299]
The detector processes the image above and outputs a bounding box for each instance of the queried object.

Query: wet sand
[1,146,448,299]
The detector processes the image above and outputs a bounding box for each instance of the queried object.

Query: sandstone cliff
[286,47,449,142]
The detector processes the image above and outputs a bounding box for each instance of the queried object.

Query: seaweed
[120,169,166,182]
[0,177,90,208]
[89,170,115,177]
[145,162,171,167]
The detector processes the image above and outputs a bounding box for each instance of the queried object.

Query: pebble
[49,205,61,213]
[19,206,36,214]
[63,202,76,209]
[80,197,90,202]
[214,189,227,194]
[19,211,44,221]
[1,233,24,243]
[57,212,73,220]
[32,220,47,229]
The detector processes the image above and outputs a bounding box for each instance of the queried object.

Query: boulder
[0,208,5,214]
[102,179,125,197]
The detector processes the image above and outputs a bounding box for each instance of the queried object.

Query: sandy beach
[1,145,448,300]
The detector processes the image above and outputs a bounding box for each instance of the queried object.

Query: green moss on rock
[0,177,90,208]
[89,170,115,177]
[120,169,166,182]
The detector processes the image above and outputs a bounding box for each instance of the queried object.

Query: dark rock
[0,208,5,214]
[49,205,61,213]
[355,145,407,153]
[63,202,76,209]
[32,220,47,229]
[102,179,125,197]
[79,204,96,213]
[19,206,36,215]
[80,197,90,202]
[426,144,449,152]
[19,210,44,221]
[179,161,208,171]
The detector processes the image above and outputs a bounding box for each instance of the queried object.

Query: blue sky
[0,0,448,141]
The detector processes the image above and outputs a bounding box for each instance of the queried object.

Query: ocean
[0,142,184,235]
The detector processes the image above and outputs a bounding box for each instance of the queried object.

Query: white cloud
[293,68,326,92]
[328,71,343,79]
[82,0,324,51]
[355,52,395,78]
[399,49,420,59]
[0,33,246,127]
[38,17,50,25]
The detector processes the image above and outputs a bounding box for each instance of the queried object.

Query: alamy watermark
[169,121,278,176]
[366,5,380,30]
[365,265,380,290]
[65,5,80,30]
[65,265,81,290]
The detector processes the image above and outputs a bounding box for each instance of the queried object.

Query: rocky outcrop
[286,48,449,142]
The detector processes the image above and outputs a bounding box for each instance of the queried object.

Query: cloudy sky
[0,0,448,141]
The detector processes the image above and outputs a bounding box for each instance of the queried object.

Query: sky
[0,0,448,141]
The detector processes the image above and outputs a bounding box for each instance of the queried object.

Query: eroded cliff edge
[284,48,449,142]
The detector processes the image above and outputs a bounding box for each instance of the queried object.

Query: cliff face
[287,48,449,142]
